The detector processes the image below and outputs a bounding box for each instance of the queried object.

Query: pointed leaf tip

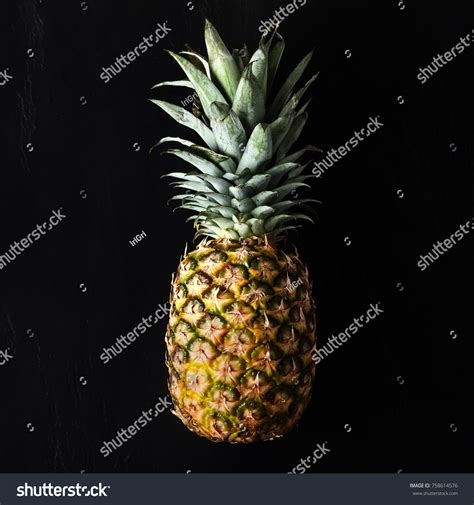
[205,19,241,101]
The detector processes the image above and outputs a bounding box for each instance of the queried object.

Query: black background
[1,0,472,473]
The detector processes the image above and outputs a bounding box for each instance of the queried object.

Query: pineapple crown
[150,19,320,241]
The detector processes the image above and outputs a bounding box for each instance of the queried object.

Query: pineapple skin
[165,236,316,443]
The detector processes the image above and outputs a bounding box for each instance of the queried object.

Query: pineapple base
[165,236,316,443]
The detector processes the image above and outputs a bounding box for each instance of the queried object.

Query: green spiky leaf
[248,48,268,99]
[210,101,247,161]
[205,19,241,101]
[232,64,265,134]
[280,73,319,117]
[251,206,275,219]
[164,149,224,177]
[276,112,308,160]
[280,145,323,164]
[237,124,272,175]
[180,50,211,79]
[268,49,314,120]
[267,33,285,92]
[151,80,194,90]
[167,51,228,119]
[231,198,255,213]
[149,99,218,151]
[267,115,294,154]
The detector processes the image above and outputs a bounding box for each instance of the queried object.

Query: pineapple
[151,20,319,443]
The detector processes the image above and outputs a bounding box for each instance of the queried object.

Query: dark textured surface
[0,0,472,472]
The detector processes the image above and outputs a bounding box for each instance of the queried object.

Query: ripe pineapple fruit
[151,20,319,443]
